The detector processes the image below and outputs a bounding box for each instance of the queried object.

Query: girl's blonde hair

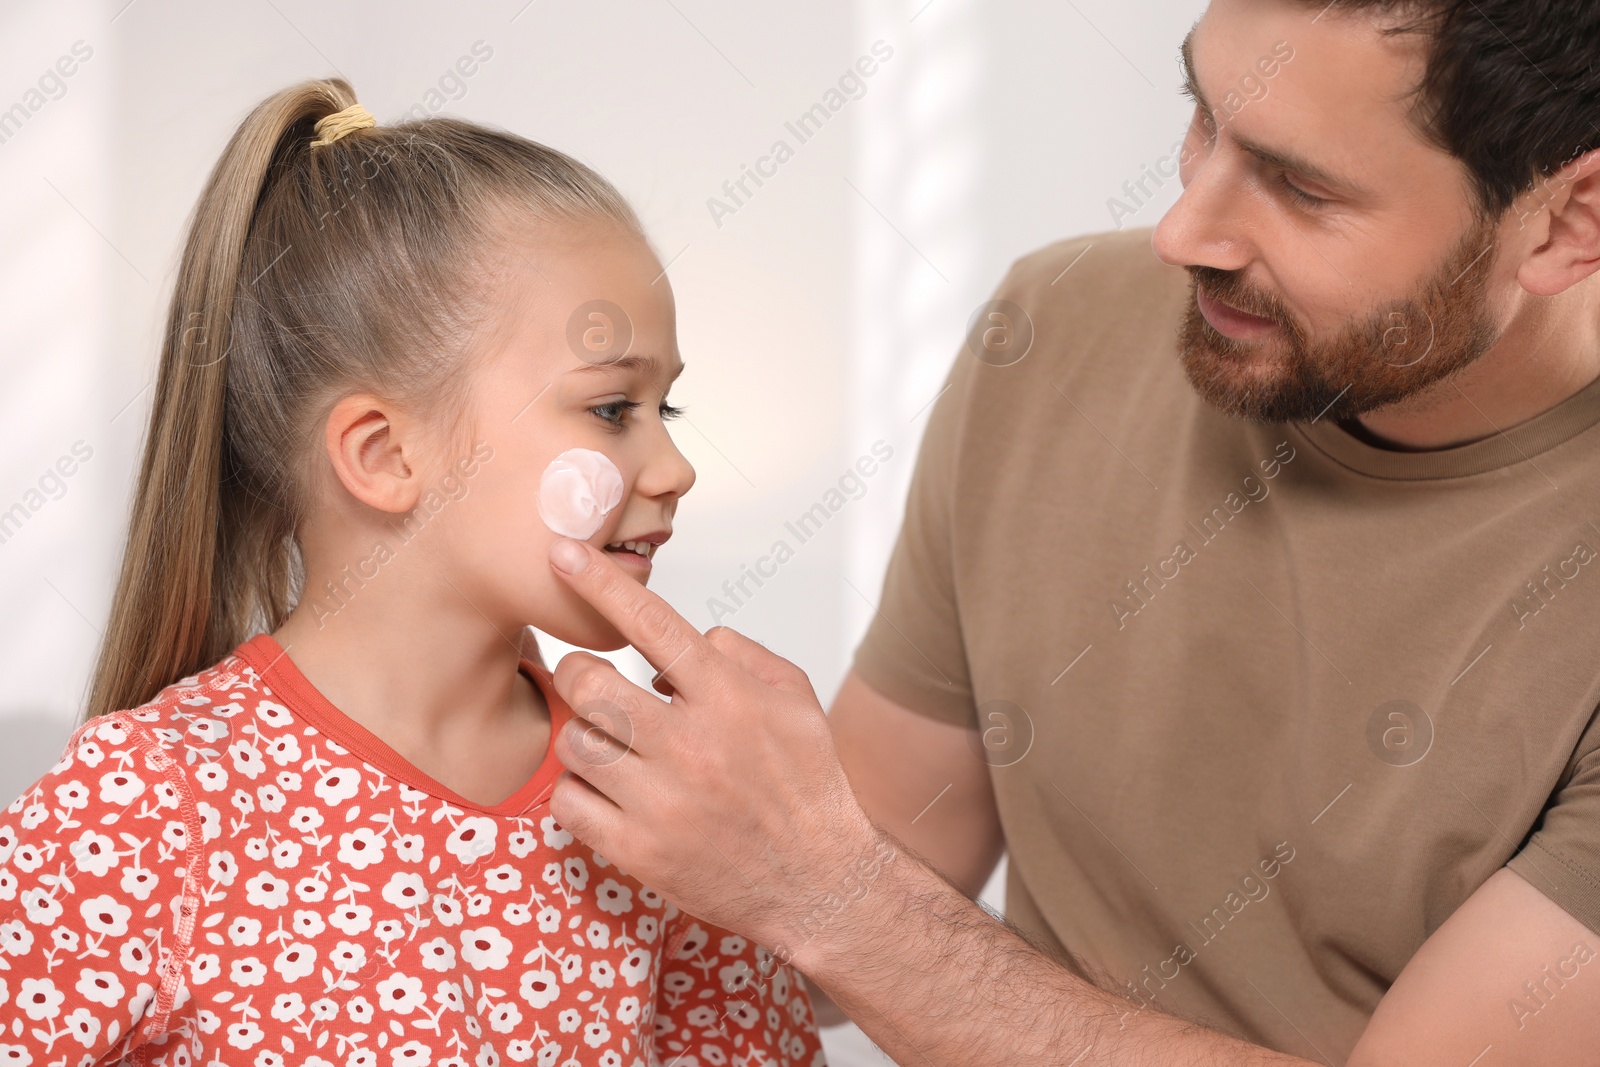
[85,78,641,721]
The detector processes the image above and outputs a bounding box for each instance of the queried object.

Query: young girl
[0,80,824,1067]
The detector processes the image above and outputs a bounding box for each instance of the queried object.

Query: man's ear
[322,394,424,514]
[1514,147,1600,298]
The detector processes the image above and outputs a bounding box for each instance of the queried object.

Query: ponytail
[86,81,356,720]
[85,78,637,720]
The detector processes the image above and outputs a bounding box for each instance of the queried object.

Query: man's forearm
[790,829,1318,1066]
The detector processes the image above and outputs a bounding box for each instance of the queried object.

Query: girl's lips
[1197,287,1279,341]
[602,544,653,578]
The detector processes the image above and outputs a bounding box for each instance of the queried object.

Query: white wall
[0,1,1205,1061]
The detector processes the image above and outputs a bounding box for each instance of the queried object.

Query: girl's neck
[269,599,552,808]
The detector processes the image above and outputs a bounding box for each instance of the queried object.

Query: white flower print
[445,817,496,864]
[391,1041,431,1067]
[594,879,632,916]
[337,827,386,870]
[226,1021,264,1050]
[73,968,124,1007]
[265,733,300,765]
[432,894,463,927]
[198,802,222,841]
[395,833,424,862]
[187,719,227,745]
[208,850,237,885]
[418,937,454,972]
[329,903,373,935]
[382,871,427,910]
[16,977,63,1020]
[582,1020,610,1048]
[258,783,286,813]
[70,830,118,877]
[244,872,289,909]
[228,916,262,946]
[0,656,825,1067]
[540,816,572,849]
[120,937,152,975]
[376,972,426,1014]
[97,770,144,805]
[329,941,367,973]
[190,954,221,985]
[484,865,521,893]
[194,763,228,792]
[256,700,293,727]
[230,957,266,986]
[63,1007,100,1047]
[273,942,317,982]
[314,767,360,806]
[270,992,304,1021]
[619,947,650,987]
[20,888,61,925]
[458,927,512,970]
[519,969,559,1009]
[79,895,131,937]
[0,921,33,956]
[120,865,158,901]
[507,829,536,858]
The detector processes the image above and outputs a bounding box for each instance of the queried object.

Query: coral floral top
[0,634,824,1067]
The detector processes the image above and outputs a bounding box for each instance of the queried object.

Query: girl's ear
[322,394,424,514]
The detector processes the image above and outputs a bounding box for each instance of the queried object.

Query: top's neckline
[1292,368,1600,481]
[234,632,568,818]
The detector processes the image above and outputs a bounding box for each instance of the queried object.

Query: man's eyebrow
[1178,29,1367,199]
[571,353,686,381]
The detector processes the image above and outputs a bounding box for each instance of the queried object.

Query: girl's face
[436,224,695,651]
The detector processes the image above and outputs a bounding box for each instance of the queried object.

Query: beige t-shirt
[851,226,1600,1062]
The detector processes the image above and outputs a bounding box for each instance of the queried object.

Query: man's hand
[543,536,888,961]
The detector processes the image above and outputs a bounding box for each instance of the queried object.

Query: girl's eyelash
[589,399,687,429]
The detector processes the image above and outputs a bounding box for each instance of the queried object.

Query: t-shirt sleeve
[0,714,202,1063]
[1507,706,1600,936]
[651,908,824,1066]
[847,296,983,729]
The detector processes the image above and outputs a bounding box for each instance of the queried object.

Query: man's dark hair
[1304,0,1600,218]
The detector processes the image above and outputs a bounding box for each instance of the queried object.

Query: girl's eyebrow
[572,354,686,381]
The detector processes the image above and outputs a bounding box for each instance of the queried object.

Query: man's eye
[1275,171,1329,209]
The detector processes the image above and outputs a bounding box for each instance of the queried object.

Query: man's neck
[1349,288,1600,452]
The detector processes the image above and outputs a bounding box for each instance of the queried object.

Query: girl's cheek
[536,448,623,539]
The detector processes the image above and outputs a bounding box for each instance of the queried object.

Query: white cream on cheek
[538,448,624,540]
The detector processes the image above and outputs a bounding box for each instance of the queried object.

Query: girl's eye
[590,399,641,429]
[588,398,687,429]
[1275,171,1329,209]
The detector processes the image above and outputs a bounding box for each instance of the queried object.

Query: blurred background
[0,0,1204,1059]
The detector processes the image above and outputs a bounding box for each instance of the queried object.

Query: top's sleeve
[1507,705,1600,936]
[651,907,825,1066]
[846,292,982,729]
[0,714,202,1064]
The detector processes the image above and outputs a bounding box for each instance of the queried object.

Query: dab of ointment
[538,448,623,540]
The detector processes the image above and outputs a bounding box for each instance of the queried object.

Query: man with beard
[539,0,1600,1063]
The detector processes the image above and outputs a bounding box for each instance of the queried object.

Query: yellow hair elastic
[310,103,376,147]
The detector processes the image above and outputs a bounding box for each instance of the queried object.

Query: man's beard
[1176,214,1504,424]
